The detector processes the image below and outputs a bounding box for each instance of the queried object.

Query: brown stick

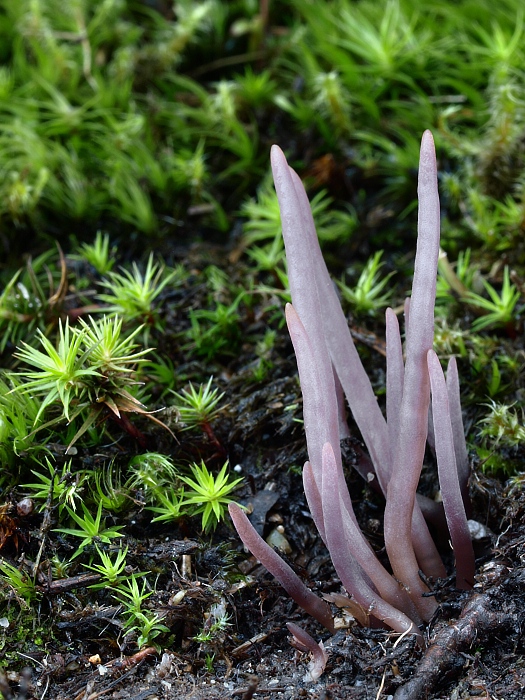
[394,594,513,699]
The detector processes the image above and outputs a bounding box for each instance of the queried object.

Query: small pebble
[265,528,292,554]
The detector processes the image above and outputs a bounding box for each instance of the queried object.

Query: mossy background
[2,0,525,251]
[1,0,525,689]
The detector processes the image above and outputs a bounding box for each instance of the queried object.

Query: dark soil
[2,243,525,700]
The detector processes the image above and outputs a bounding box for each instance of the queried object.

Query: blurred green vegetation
[0,0,522,255]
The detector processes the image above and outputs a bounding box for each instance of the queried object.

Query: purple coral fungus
[230,131,474,641]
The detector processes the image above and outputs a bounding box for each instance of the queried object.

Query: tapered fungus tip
[228,502,240,518]
[284,302,298,323]
[418,129,438,194]
[270,144,287,169]
[420,130,436,166]
[421,129,434,147]
[427,348,438,372]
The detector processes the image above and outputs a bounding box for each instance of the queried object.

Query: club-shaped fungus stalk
[230,131,474,643]
[286,622,329,682]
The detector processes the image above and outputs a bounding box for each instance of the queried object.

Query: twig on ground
[393,593,514,699]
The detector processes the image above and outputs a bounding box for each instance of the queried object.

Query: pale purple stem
[285,302,355,525]
[427,350,475,589]
[320,443,423,643]
[272,146,343,491]
[289,164,391,494]
[303,461,378,596]
[304,462,389,598]
[411,507,446,581]
[286,622,328,682]
[386,309,444,579]
[302,461,326,544]
[446,356,471,517]
[271,145,390,494]
[284,302,340,478]
[384,131,443,619]
[229,503,334,632]
[270,146,322,343]
[272,144,342,496]
[387,308,443,581]
[387,304,444,570]
[307,457,422,624]
[386,307,404,477]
